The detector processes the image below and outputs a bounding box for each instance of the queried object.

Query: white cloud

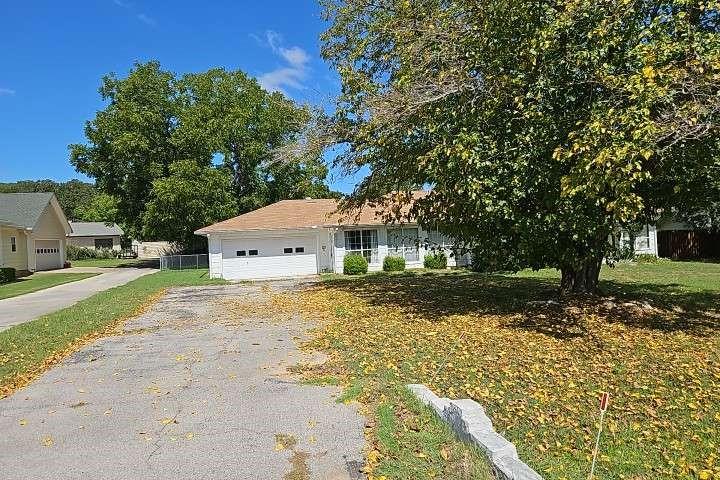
[136,13,156,26]
[0,88,16,96]
[112,0,156,26]
[255,30,311,93]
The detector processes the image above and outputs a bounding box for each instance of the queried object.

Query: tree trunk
[560,258,602,295]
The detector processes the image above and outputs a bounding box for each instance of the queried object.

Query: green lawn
[0,269,225,397]
[297,260,720,479]
[0,272,99,300]
[69,258,155,268]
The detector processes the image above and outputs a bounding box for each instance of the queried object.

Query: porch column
[26,233,35,272]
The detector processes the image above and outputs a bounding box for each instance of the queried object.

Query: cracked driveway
[0,281,365,479]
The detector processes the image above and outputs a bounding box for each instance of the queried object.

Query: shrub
[635,253,659,264]
[383,255,406,272]
[344,254,369,275]
[66,245,119,261]
[424,251,448,269]
[0,267,16,284]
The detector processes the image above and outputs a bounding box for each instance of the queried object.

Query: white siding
[68,236,121,250]
[0,226,29,271]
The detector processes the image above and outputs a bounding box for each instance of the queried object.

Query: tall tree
[319,0,720,293]
[142,160,238,250]
[176,69,333,212]
[71,62,333,242]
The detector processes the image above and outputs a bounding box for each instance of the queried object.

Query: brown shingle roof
[195,192,426,234]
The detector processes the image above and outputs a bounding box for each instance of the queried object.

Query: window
[284,247,293,254]
[295,247,305,253]
[388,227,420,262]
[249,249,259,256]
[236,250,246,257]
[427,229,453,249]
[94,238,113,249]
[10,236,16,253]
[345,229,378,263]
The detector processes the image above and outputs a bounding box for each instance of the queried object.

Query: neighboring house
[655,218,720,259]
[67,221,124,251]
[620,224,659,256]
[0,193,72,273]
[195,194,469,280]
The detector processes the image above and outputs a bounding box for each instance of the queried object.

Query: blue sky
[0,0,361,192]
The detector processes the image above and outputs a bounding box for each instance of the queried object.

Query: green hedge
[383,255,406,272]
[66,245,118,261]
[344,254,369,275]
[635,253,659,263]
[0,267,16,284]
[423,251,448,269]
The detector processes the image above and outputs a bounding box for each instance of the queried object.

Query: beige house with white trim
[0,193,72,274]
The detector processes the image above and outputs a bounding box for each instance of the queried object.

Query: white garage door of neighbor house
[221,236,317,280]
[35,239,62,271]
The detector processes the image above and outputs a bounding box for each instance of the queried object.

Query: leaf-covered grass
[293,261,720,479]
[0,272,99,300]
[0,269,225,397]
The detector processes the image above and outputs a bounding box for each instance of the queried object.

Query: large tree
[319,0,720,293]
[142,161,238,250]
[70,62,332,242]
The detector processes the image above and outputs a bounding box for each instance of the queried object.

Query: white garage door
[221,236,317,280]
[35,239,62,271]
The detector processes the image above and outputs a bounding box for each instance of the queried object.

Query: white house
[195,194,468,280]
[620,224,659,256]
[67,221,124,251]
[0,193,72,273]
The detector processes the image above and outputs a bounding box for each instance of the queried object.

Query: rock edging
[407,384,543,480]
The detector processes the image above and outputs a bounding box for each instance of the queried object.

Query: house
[0,193,72,273]
[655,218,720,259]
[195,194,468,280]
[620,224,659,256]
[67,222,124,251]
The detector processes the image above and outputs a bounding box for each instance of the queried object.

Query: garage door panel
[35,239,62,271]
[221,236,317,280]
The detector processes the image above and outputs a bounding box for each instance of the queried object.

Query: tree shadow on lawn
[322,271,720,338]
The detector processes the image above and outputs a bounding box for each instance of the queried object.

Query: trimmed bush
[424,251,448,269]
[66,245,118,261]
[635,253,660,264]
[0,267,16,284]
[344,254,369,275]
[383,255,406,272]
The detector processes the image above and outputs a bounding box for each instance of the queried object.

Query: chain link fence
[159,254,209,271]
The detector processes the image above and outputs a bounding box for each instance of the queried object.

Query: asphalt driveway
[0,281,365,479]
[0,268,155,331]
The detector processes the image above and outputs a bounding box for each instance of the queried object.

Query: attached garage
[195,199,338,281]
[220,235,318,280]
[35,239,63,271]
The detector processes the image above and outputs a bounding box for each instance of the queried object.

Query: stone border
[408,384,543,480]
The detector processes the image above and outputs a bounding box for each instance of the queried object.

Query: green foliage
[321,0,720,293]
[142,160,238,250]
[70,61,332,241]
[343,254,369,275]
[66,245,117,261]
[423,252,447,270]
[383,255,406,272]
[0,179,97,220]
[0,268,16,284]
[74,193,119,223]
[635,253,660,264]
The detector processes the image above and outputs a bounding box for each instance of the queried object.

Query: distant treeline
[0,179,101,221]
